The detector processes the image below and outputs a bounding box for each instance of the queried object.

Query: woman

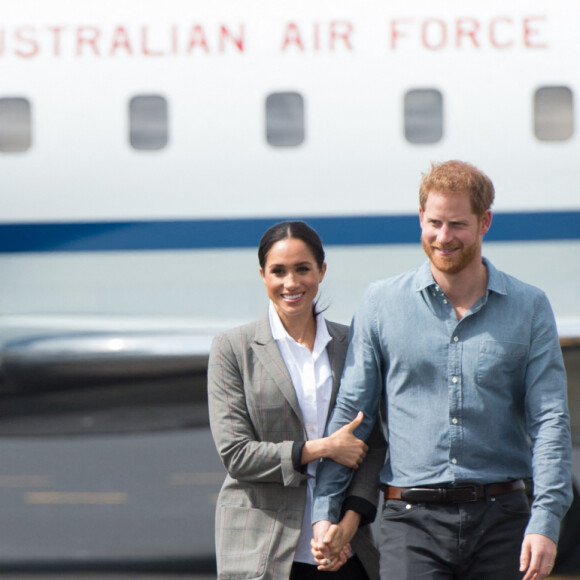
[208,221,384,580]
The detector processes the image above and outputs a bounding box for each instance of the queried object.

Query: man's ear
[480,210,492,235]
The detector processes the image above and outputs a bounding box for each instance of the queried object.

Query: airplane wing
[0,329,217,437]
[1,331,213,394]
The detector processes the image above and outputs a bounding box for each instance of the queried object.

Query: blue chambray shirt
[313,258,572,543]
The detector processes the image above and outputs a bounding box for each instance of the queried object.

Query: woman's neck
[281,312,317,352]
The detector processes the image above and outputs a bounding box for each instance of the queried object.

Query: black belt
[384,479,526,503]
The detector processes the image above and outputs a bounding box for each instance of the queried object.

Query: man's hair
[419,160,495,216]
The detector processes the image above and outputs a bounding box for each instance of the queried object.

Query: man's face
[419,190,491,275]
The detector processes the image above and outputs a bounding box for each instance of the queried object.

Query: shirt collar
[268,301,332,355]
[415,257,507,296]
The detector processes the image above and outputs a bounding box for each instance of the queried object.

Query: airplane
[0,0,579,572]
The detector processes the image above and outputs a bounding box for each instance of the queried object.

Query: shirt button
[443,299,448,304]
[453,336,459,342]
[452,458,458,464]
[452,418,458,425]
[452,376,458,384]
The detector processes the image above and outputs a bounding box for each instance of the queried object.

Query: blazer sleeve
[207,331,309,487]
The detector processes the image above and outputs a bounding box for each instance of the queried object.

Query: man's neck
[431,258,488,320]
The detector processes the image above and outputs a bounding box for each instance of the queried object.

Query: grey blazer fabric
[208,313,384,580]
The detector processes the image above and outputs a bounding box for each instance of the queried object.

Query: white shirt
[269,301,333,565]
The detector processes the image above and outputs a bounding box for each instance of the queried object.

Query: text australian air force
[0,15,549,58]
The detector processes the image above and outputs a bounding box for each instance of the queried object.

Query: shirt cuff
[312,495,343,525]
[525,507,562,544]
[342,496,377,525]
[292,441,307,473]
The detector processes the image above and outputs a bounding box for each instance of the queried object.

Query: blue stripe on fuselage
[0,211,578,253]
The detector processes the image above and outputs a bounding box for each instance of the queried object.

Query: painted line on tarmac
[24,491,128,504]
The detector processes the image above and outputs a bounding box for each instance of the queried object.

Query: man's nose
[437,224,453,244]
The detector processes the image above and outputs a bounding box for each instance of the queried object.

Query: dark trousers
[290,554,369,580]
[379,490,530,580]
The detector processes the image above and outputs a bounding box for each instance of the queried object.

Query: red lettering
[219,24,244,52]
[47,26,66,57]
[281,22,304,51]
[422,19,446,50]
[110,26,133,55]
[313,22,321,51]
[456,19,479,48]
[186,25,210,53]
[76,27,100,56]
[171,25,178,54]
[330,21,353,51]
[524,16,547,48]
[389,15,547,52]
[15,26,39,58]
[489,18,514,49]
[141,26,164,56]
[390,19,413,50]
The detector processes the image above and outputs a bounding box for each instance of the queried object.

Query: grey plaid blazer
[208,312,384,580]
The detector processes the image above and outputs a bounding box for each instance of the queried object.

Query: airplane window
[129,95,169,150]
[534,86,574,141]
[404,89,443,144]
[266,92,305,147]
[0,97,32,153]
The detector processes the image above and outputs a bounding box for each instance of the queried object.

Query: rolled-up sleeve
[313,285,385,523]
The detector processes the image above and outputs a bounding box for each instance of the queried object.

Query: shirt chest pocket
[476,340,527,390]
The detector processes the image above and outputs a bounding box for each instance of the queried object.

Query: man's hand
[520,533,557,580]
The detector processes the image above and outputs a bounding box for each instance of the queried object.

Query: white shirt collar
[268,301,331,356]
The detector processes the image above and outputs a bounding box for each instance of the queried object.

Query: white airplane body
[0,0,578,367]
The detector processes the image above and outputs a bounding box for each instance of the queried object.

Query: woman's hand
[326,411,368,469]
[301,411,367,468]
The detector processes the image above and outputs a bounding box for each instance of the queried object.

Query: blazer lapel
[251,313,304,423]
[325,320,349,418]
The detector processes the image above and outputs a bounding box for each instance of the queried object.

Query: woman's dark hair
[258,221,325,270]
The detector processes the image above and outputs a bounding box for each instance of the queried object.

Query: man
[311,161,572,579]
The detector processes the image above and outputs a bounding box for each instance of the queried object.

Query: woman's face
[260,237,326,325]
